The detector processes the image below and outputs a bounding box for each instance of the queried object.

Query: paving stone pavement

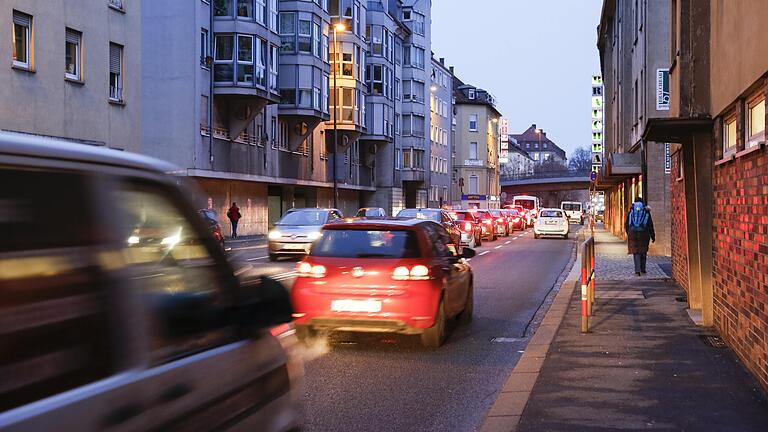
[596,254,670,280]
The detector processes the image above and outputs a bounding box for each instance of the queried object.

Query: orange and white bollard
[581,264,589,333]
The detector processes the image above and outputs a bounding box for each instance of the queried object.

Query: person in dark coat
[625,197,655,276]
[226,202,242,238]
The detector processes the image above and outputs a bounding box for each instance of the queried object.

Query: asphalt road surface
[226,227,576,432]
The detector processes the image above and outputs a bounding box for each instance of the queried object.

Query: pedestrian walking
[625,197,655,276]
[226,202,242,238]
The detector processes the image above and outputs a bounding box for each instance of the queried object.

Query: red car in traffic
[291,219,475,348]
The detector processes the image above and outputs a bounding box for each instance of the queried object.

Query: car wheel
[476,233,482,247]
[458,282,473,324]
[294,324,316,341]
[467,235,476,249]
[534,233,540,239]
[268,253,278,262]
[563,233,569,239]
[421,299,447,349]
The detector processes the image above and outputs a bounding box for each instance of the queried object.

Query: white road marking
[228,244,268,251]
[504,241,511,245]
[479,251,490,256]
[246,256,269,261]
[494,245,502,249]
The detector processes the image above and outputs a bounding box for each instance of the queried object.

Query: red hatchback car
[291,219,475,348]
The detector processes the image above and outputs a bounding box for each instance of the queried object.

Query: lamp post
[332,23,345,209]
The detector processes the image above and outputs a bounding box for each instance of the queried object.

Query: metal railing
[500,169,591,182]
[580,236,596,333]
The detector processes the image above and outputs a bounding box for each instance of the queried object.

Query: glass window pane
[65,41,77,75]
[13,23,27,63]
[237,0,253,17]
[726,119,737,150]
[215,35,234,60]
[214,0,232,16]
[237,36,253,61]
[750,99,765,137]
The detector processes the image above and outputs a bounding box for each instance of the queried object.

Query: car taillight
[392,265,431,280]
[463,222,472,231]
[513,217,520,222]
[496,217,504,223]
[483,219,492,225]
[297,261,326,278]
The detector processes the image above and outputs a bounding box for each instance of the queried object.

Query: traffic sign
[590,171,598,182]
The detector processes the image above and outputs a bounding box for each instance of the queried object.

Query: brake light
[392,265,432,280]
[463,222,472,231]
[297,261,326,278]
[483,219,492,225]
[496,217,504,223]
[513,217,520,222]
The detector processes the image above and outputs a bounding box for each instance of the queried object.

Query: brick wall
[670,152,689,292]
[712,147,768,392]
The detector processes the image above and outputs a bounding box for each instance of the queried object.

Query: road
[226,227,576,432]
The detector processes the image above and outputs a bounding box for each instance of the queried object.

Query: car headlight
[308,231,322,241]
[268,230,282,240]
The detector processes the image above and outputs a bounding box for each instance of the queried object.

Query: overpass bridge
[500,170,591,207]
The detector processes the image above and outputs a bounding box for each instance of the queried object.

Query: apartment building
[597,0,671,256]
[0,0,140,151]
[635,0,768,392]
[500,138,535,179]
[452,76,502,209]
[428,55,453,208]
[509,124,567,166]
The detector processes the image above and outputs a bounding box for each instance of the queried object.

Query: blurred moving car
[268,208,343,261]
[291,219,475,348]
[395,208,462,250]
[0,132,299,432]
[561,201,584,225]
[198,208,226,248]
[472,209,497,241]
[488,209,510,237]
[534,208,570,239]
[355,207,388,219]
[449,210,483,248]
[596,209,605,222]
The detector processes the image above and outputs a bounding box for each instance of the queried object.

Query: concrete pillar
[682,132,714,325]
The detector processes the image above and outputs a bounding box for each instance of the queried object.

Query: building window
[279,13,295,52]
[403,45,425,69]
[724,115,737,156]
[298,19,312,53]
[109,43,123,101]
[269,0,278,31]
[269,44,278,92]
[322,74,329,113]
[200,28,210,67]
[468,88,475,99]
[313,86,321,110]
[370,25,382,56]
[109,0,124,10]
[369,64,384,95]
[469,175,478,194]
[12,11,32,69]
[403,148,411,168]
[676,152,684,181]
[313,22,321,57]
[65,28,82,80]
[469,114,478,131]
[469,141,478,160]
[237,0,253,18]
[213,0,232,16]
[322,27,329,62]
[747,95,765,148]
[236,35,254,84]
[214,34,234,82]
[280,88,296,105]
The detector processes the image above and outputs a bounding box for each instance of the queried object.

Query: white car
[561,201,584,225]
[534,208,570,239]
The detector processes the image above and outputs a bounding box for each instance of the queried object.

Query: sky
[431,0,603,159]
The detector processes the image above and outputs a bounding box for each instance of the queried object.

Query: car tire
[458,283,473,324]
[534,233,540,239]
[295,324,316,341]
[268,253,278,262]
[421,299,447,349]
[467,235,477,249]
[476,234,482,247]
[563,233,569,239]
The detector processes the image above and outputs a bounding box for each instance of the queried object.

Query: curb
[478,234,584,432]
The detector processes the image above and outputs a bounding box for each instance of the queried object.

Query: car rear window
[279,210,327,226]
[514,200,536,210]
[312,229,421,258]
[489,210,502,217]
[451,212,475,221]
[396,209,440,222]
[562,203,581,211]
[508,210,520,216]
[473,211,491,220]
[540,210,564,218]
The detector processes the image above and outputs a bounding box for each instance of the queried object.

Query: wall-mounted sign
[592,165,601,175]
[592,143,603,153]
[500,118,508,143]
[657,68,670,111]
[464,159,483,166]
[664,143,671,174]
[592,153,602,164]
[462,194,487,201]
[591,96,602,109]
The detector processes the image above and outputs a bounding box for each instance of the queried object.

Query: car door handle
[102,403,144,427]
[158,383,192,404]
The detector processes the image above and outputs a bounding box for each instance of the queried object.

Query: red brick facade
[670,152,689,293]
[712,147,768,391]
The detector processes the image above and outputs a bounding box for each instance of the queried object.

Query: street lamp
[331,22,346,209]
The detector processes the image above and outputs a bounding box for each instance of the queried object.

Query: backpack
[628,202,649,231]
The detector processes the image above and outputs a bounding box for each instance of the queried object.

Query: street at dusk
[3,1,768,431]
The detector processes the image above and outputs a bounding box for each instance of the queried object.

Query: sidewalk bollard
[581,241,589,333]
[589,240,596,311]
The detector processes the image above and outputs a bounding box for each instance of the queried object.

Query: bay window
[370,26,383,56]
[298,19,312,53]
[269,0,278,31]
[214,34,234,82]
[237,0,253,18]
[299,89,312,108]
[313,22,321,57]
[214,0,232,16]
[322,75,329,113]
[236,35,254,84]
[269,45,278,92]
[279,12,295,52]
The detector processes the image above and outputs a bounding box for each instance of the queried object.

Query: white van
[0,132,300,432]
[512,195,540,227]
[561,201,584,224]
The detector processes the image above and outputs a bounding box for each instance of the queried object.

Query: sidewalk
[482,227,768,432]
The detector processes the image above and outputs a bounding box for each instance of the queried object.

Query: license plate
[284,243,306,250]
[546,220,557,225]
[331,299,382,313]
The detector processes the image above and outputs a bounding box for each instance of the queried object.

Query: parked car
[395,208,462,250]
[488,209,510,237]
[291,219,475,348]
[199,208,226,248]
[268,208,343,261]
[472,209,497,241]
[450,210,483,248]
[0,131,299,432]
[534,208,570,239]
[355,207,387,219]
[561,201,585,225]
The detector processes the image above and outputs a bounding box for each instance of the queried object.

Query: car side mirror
[234,276,294,330]
[461,248,476,259]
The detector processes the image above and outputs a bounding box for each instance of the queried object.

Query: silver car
[268,208,343,260]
